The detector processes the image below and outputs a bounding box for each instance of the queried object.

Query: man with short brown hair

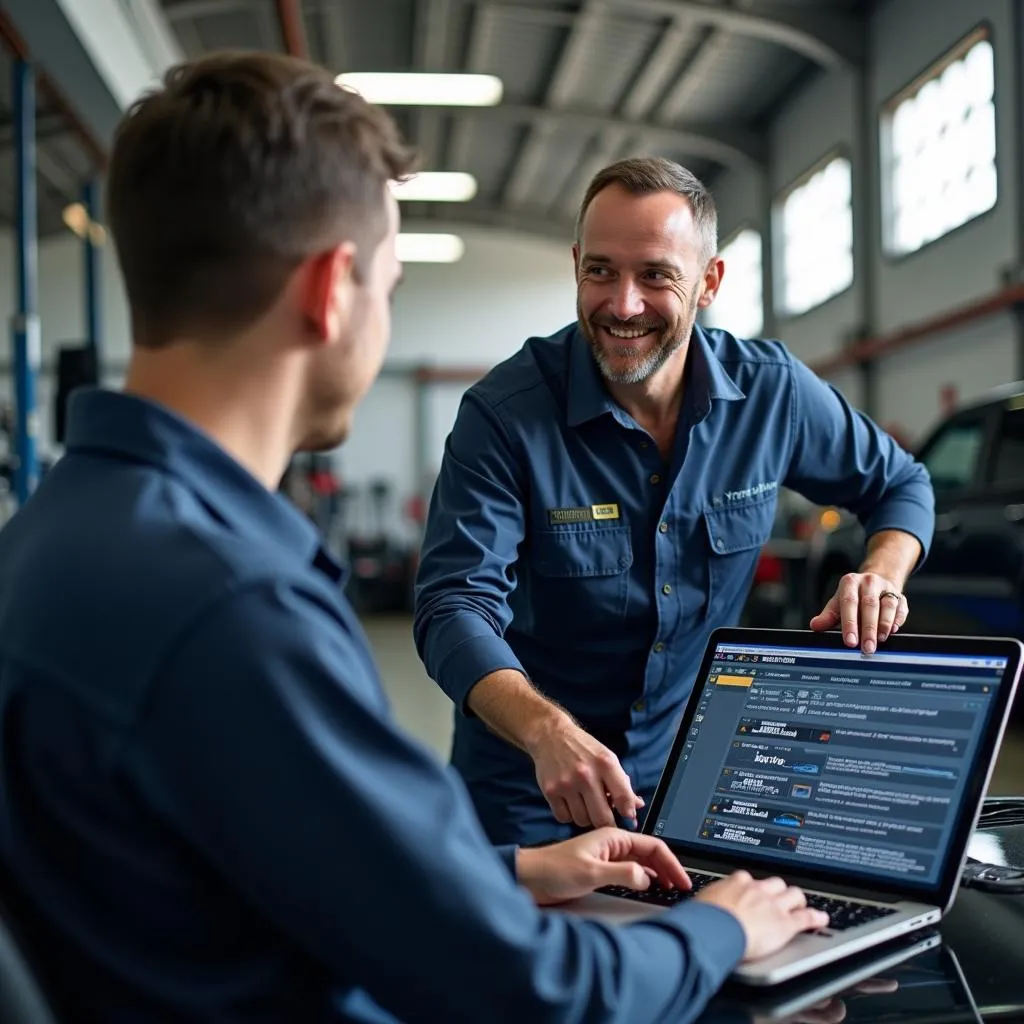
[415,156,934,849]
[0,55,824,1024]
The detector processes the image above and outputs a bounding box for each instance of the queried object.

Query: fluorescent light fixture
[390,172,478,203]
[336,72,503,107]
[396,233,465,263]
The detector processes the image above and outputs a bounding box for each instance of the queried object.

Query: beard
[578,299,694,385]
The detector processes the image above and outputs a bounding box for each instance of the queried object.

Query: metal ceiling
[0,0,877,242]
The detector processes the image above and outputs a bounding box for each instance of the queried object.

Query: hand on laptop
[529,717,644,829]
[809,566,910,655]
[695,871,829,961]
[516,827,690,906]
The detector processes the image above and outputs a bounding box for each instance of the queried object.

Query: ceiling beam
[474,102,765,170]
[445,1,498,171]
[501,0,605,209]
[487,0,863,68]
[414,0,453,170]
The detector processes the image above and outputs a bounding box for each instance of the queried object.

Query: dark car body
[804,381,1024,640]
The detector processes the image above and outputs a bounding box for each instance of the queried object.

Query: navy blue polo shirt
[0,389,747,1023]
[414,324,934,846]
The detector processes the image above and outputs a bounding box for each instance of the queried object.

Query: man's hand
[527,717,644,829]
[810,570,908,654]
[696,871,829,961]
[516,827,690,906]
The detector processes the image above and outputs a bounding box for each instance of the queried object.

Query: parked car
[803,381,1024,640]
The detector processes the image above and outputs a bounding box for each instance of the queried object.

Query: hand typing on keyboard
[516,827,692,906]
[603,871,830,962]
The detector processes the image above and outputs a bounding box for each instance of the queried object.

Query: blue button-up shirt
[0,388,747,1023]
[415,324,934,846]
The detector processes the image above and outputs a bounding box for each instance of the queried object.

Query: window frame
[983,396,1024,493]
[915,404,996,498]
[703,223,765,338]
[879,22,998,263]
[771,146,855,320]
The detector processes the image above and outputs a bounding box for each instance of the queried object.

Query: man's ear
[303,243,357,343]
[571,242,581,278]
[697,256,725,309]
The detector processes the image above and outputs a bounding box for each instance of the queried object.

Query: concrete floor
[363,614,1024,797]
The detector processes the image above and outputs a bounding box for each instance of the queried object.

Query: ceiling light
[396,233,465,263]
[336,72,503,107]
[390,172,478,203]
[62,202,89,239]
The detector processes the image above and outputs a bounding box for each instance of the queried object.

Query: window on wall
[775,154,853,317]
[704,228,763,338]
[882,30,996,256]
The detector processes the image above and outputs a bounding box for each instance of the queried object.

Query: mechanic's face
[574,185,719,385]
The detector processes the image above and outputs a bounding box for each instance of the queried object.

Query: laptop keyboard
[597,873,899,931]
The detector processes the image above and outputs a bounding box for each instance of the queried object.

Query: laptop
[561,627,1023,986]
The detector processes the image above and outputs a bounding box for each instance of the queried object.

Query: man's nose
[609,278,645,321]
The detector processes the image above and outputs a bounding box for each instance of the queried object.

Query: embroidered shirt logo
[721,481,778,503]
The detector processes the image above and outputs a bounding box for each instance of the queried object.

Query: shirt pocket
[703,497,776,621]
[531,525,633,626]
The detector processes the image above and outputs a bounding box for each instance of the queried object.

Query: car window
[919,415,987,493]
[990,405,1024,487]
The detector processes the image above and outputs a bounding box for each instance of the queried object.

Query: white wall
[711,0,1021,442]
[338,226,576,536]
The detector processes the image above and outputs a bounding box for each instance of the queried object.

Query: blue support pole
[82,178,102,362]
[12,59,39,506]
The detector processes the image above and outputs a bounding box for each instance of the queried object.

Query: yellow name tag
[591,503,620,520]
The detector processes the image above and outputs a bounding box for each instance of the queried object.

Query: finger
[838,576,860,646]
[809,594,840,631]
[756,875,789,896]
[580,777,618,830]
[597,859,651,891]
[549,795,573,824]
[856,579,881,654]
[566,791,595,829]
[892,595,909,631]
[622,835,691,889]
[797,998,847,1024]
[603,763,642,824]
[774,884,809,911]
[876,590,899,642]
[790,907,831,934]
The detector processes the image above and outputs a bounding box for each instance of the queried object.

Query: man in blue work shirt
[0,54,827,1024]
[414,157,934,848]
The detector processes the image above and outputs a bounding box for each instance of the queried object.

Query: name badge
[548,503,620,525]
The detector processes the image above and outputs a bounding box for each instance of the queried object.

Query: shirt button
[653,642,665,653]
[662,583,672,595]
[650,473,661,485]
[715,538,726,551]
[633,700,646,712]
[659,521,669,533]
[640,440,649,449]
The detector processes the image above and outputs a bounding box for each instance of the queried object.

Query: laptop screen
[650,638,1008,893]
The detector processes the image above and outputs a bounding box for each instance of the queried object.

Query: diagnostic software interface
[653,641,1007,889]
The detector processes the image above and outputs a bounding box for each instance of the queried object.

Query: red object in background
[753,551,784,585]
[309,470,340,496]
[404,495,427,524]
[940,383,959,416]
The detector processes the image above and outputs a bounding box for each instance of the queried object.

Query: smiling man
[414,157,935,848]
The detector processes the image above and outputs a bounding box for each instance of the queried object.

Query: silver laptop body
[559,628,1023,986]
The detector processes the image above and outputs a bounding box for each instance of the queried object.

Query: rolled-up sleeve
[783,356,935,568]
[127,579,745,1024]
[414,391,530,709]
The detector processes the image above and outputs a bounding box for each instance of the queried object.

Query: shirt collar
[566,322,745,428]
[65,389,339,575]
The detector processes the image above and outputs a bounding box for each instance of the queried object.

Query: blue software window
[653,642,1005,888]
